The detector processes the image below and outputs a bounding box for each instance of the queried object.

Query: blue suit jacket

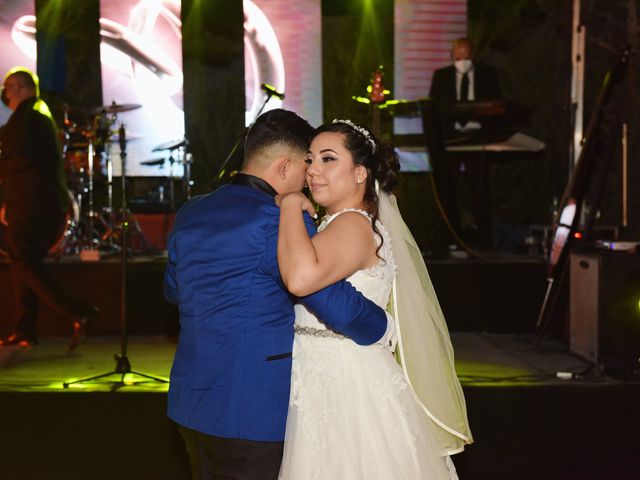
[164,179,387,441]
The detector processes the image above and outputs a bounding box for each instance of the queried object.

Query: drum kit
[52,101,192,257]
[142,137,192,211]
[0,101,192,258]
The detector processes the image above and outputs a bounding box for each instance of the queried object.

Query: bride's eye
[304,158,313,165]
[321,155,336,163]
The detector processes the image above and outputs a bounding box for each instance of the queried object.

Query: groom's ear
[278,156,290,180]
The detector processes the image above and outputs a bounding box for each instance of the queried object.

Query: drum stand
[166,145,194,210]
[94,139,120,251]
[168,152,177,212]
[53,133,101,257]
[64,123,168,389]
[150,140,192,210]
[87,136,98,248]
[58,113,114,258]
[183,151,193,201]
[88,113,152,255]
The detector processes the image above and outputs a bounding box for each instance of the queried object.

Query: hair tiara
[332,119,376,152]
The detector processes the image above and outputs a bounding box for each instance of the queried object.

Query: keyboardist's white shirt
[454,66,481,131]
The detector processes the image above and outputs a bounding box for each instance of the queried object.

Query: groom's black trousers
[178,425,284,480]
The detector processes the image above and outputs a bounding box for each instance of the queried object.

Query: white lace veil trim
[379,190,473,455]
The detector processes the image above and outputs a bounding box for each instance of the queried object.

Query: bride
[276,119,472,479]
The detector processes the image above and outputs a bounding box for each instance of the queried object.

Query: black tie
[460,72,469,101]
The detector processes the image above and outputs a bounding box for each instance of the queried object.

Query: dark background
[31,0,640,250]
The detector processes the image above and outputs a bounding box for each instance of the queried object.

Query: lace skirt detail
[278,334,456,480]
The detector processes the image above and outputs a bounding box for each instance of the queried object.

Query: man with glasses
[0,67,97,350]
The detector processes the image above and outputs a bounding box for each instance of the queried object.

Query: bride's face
[306,131,366,214]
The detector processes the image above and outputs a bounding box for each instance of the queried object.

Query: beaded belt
[294,325,346,339]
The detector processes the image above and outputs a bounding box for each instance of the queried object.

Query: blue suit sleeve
[301,281,387,345]
[289,213,387,345]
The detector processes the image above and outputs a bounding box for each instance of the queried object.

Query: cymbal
[90,102,142,115]
[108,131,143,142]
[141,158,165,167]
[152,138,186,152]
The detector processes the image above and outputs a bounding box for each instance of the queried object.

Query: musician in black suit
[428,37,503,249]
[429,37,502,132]
[0,67,96,350]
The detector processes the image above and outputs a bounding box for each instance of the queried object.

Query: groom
[164,109,392,480]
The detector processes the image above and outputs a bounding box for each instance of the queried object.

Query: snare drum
[0,191,79,256]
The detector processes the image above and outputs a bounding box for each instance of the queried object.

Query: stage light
[362,0,375,11]
[352,95,371,104]
[574,232,582,239]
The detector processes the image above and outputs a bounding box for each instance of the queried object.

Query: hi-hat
[152,138,186,152]
[90,102,142,115]
[141,158,165,167]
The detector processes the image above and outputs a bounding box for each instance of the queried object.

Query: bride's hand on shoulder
[275,192,317,218]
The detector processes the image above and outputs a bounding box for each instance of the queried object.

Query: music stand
[63,123,169,389]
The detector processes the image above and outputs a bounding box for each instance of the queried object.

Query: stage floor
[0,333,617,392]
[1,334,639,479]
[0,335,173,392]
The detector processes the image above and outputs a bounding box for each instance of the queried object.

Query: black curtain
[181,0,245,195]
[35,0,101,124]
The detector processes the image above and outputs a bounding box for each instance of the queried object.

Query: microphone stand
[63,123,169,389]
[211,91,278,188]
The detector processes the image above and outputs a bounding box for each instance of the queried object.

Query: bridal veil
[380,190,473,455]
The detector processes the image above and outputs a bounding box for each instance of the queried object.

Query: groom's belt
[294,325,346,339]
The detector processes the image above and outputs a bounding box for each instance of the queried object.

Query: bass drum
[0,191,80,257]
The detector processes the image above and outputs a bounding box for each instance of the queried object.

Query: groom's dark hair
[244,109,313,165]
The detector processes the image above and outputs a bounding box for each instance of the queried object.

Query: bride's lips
[309,182,326,192]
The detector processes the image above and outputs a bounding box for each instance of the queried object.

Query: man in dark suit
[428,37,503,249]
[164,109,392,480]
[0,67,96,350]
[429,36,502,132]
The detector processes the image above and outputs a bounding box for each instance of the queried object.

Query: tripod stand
[63,123,169,389]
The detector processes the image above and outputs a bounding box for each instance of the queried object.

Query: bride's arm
[278,193,375,297]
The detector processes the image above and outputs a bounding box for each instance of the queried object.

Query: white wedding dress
[279,209,458,480]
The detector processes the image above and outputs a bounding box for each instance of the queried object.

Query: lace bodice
[294,208,396,331]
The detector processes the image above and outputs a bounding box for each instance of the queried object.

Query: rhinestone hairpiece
[332,119,376,152]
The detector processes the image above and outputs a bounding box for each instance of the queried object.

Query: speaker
[570,252,600,364]
[570,249,640,379]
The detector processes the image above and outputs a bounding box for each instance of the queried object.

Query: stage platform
[0,253,178,338]
[0,251,547,337]
[0,333,638,480]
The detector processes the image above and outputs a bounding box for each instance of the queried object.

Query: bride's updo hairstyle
[314,120,401,256]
